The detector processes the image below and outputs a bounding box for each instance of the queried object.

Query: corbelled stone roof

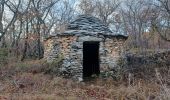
[47,15,128,39]
[67,15,112,33]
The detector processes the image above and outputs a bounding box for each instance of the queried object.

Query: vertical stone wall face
[44,36,77,62]
[44,35,125,80]
[44,35,83,80]
[44,38,55,62]
[100,38,125,73]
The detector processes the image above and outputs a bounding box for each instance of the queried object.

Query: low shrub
[44,54,64,75]
[0,48,8,66]
[99,57,127,81]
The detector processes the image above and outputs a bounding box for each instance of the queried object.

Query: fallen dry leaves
[0,60,169,100]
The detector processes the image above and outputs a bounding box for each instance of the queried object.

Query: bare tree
[152,0,170,42]
[95,0,120,26]
[1,0,62,60]
[0,0,21,43]
[54,0,76,33]
[78,0,95,15]
[77,0,121,27]
[120,0,155,48]
[0,0,5,37]
[21,0,60,60]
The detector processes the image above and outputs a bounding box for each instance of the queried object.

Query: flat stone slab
[78,36,103,42]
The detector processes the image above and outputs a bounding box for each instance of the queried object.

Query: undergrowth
[0,55,169,100]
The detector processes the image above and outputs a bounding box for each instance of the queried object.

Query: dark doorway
[83,41,100,79]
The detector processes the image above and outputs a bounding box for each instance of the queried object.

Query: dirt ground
[0,60,169,100]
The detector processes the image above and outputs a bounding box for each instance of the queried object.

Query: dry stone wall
[44,15,128,80]
[44,35,126,80]
[44,36,77,62]
[100,38,125,72]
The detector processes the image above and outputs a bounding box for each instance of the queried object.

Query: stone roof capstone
[67,15,113,34]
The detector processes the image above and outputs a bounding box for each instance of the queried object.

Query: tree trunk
[21,19,29,61]
[36,18,42,59]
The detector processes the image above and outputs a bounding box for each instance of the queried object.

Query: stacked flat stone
[50,15,128,38]
[67,15,112,34]
[44,14,128,81]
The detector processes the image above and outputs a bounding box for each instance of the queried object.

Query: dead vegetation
[0,58,169,100]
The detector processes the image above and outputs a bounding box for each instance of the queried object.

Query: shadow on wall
[125,50,170,79]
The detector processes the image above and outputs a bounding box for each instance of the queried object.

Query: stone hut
[44,15,128,81]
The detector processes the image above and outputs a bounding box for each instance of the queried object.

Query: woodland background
[0,0,170,60]
[0,0,170,99]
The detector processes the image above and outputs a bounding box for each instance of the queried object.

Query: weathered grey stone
[67,15,113,34]
[71,42,82,49]
[44,14,128,81]
[78,36,103,42]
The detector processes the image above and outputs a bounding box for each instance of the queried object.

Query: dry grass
[0,60,169,100]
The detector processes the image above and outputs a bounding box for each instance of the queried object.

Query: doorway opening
[83,41,100,79]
